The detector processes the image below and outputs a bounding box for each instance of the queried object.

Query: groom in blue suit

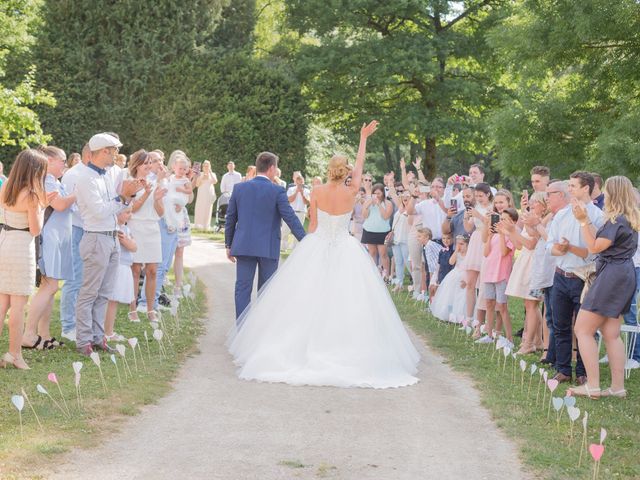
[225,152,306,321]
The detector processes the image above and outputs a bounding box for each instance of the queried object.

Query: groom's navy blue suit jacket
[225,176,306,260]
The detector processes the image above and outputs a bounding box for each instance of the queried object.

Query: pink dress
[465,205,490,271]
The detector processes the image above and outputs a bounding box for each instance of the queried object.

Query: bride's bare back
[312,183,356,216]
[307,120,379,233]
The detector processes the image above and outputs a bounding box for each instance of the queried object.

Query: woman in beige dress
[194,160,217,230]
[0,149,52,370]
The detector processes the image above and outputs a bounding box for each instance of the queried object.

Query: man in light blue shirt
[547,171,604,384]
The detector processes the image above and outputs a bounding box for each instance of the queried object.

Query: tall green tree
[283,0,508,178]
[0,0,54,155]
[31,0,308,177]
[487,0,640,181]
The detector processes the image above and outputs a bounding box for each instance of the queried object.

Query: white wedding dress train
[227,209,420,388]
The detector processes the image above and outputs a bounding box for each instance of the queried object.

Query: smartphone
[193,161,202,175]
[490,213,500,230]
[522,189,530,211]
[451,199,458,212]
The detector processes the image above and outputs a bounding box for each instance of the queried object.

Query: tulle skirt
[227,232,420,389]
[430,267,467,322]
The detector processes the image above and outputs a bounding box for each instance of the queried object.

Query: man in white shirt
[59,143,91,341]
[220,161,242,195]
[546,171,604,384]
[74,133,142,355]
[282,171,310,250]
[410,178,447,242]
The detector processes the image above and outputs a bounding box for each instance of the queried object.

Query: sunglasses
[363,178,372,182]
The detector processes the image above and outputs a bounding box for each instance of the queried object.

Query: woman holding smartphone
[362,182,393,281]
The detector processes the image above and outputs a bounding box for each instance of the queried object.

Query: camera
[490,213,500,231]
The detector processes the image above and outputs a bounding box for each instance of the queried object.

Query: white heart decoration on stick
[530,364,537,375]
[567,406,580,422]
[36,384,48,395]
[519,360,527,372]
[11,395,25,438]
[564,396,577,408]
[128,337,138,349]
[153,329,163,341]
[11,395,24,411]
[116,344,126,357]
[72,361,83,374]
[600,428,607,444]
[89,352,101,366]
[552,397,564,411]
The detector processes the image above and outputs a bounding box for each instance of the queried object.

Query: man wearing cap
[74,133,143,355]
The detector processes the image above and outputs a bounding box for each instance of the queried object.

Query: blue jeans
[141,218,178,308]
[392,242,409,285]
[551,272,586,377]
[59,226,84,333]
[544,286,556,366]
[622,266,640,362]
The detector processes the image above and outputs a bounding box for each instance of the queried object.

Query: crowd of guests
[0,133,219,369]
[350,161,639,400]
[2,135,639,402]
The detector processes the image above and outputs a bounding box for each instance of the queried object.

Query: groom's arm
[276,189,306,241]
[224,192,239,254]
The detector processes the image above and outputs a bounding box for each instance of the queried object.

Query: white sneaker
[625,359,640,369]
[599,354,609,364]
[61,329,76,342]
[475,335,494,344]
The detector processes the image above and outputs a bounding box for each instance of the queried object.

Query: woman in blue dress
[22,146,76,350]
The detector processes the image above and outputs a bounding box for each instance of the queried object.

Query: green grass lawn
[393,291,640,480]
[0,279,206,479]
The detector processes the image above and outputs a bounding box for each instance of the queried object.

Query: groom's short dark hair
[256,151,278,173]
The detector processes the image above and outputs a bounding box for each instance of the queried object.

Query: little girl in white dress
[430,235,469,322]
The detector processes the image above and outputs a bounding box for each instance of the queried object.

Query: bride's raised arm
[350,120,378,191]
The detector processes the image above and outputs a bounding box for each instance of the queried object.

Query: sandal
[147,310,160,327]
[600,388,627,398]
[22,335,42,350]
[128,311,140,323]
[568,384,601,399]
[1,352,30,370]
[41,337,64,350]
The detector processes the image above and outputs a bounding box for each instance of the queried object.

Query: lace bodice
[314,208,352,243]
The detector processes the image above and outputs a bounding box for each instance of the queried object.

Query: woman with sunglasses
[23,146,76,351]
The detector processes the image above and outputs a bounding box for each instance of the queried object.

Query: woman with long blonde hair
[569,175,640,399]
[0,149,53,369]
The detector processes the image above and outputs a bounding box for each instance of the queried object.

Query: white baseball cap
[89,133,122,152]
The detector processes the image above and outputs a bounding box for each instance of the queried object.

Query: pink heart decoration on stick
[47,372,58,384]
[547,378,559,392]
[589,444,604,462]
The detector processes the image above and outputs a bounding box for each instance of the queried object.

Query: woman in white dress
[227,121,420,388]
[193,160,217,230]
[127,150,166,325]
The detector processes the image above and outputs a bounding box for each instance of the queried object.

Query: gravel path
[47,236,530,480]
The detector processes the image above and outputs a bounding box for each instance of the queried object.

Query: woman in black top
[570,176,640,399]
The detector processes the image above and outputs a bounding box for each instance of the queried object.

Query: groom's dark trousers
[234,256,278,319]
[225,174,305,326]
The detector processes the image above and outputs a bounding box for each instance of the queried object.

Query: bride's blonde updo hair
[327,155,352,182]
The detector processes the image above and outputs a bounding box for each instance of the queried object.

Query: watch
[580,221,591,227]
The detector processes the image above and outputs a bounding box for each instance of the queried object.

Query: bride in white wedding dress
[227,121,420,388]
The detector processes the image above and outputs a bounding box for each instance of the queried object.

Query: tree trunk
[382,141,394,173]
[424,136,437,179]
